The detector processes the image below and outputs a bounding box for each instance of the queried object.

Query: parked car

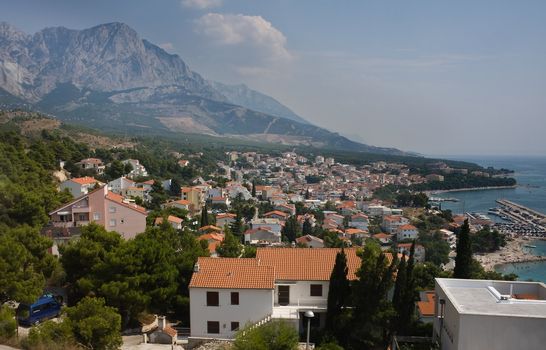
[16,294,63,326]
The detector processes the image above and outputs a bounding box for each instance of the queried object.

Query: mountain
[0,21,407,155]
[209,81,309,124]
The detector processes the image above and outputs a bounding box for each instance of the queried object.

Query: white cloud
[181,0,222,10]
[195,13,293,62]
[159,42,175,51]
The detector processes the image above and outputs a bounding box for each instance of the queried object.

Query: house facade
[188,248,373,340]
[397,243,426,263]
[60,177,102,198]
[49,186,147,239]
[396,224,419,241]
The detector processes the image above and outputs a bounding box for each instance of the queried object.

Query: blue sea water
[495,240,546,282]
[434,155,546,215]
[433,155,546,282]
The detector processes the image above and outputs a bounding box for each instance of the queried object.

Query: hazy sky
[2,0,546,155]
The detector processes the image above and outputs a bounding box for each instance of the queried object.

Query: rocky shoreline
[475,237,546,272]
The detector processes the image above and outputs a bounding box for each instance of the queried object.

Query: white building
[433,278,546,350]
[122,159,148,178]
[189,258,275,339]
[60,177,103,198]
[189,248,373,340]
[250,218,282,234]
[396,224,419,241]
[382,215,410,234]
[108,176,135,194]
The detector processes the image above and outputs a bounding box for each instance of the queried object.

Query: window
[231,292,239,305]
[207,321,220,334]
[231,322,239,331]
[109,219,116,227]
[206,291,219,306]
[109,206,116,213]
[78,214,86,221]
[93,213,100,220]
[310,284,323,297]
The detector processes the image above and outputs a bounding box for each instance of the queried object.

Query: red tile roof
[256,248,363,281]
[417,292,436,317]
[105,191,147,214]
[189,257,274,289]
[71,176,99,185]
[198,225,223,232]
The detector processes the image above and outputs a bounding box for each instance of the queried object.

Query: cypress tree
[217,226,242,258]
[200,205,209,228]
[302,218,313,236]
[326,249,350,334]
[399,240,417,335]
[454,219,473,279]
[251,180,256,198]
[392,253,407,333]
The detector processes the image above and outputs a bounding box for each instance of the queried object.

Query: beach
[475,237,546,272]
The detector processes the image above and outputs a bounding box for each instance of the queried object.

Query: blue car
[17,294,63,326]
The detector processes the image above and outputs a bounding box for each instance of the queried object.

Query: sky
[1,0,546,156]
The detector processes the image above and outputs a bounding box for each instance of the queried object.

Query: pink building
[49,186,148,239]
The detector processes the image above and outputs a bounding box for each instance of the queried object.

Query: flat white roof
[436,278,546,318]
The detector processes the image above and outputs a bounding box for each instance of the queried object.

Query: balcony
[272,299,327,321]
[51,220,89,228]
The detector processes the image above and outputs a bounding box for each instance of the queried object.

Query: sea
[433,155,546,283]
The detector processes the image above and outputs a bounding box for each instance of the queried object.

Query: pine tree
[326,248,351,339]
[200,205,209,228]
[217,226,242,258]
[350,243,396,348]
[282,215,300,242]
[454,219,473,279]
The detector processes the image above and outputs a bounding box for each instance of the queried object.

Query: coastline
[427,185,518,195]
[475,237,546,272]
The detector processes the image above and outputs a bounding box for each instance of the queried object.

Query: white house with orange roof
[163,199,191,212]
[216,213,236,227]
[60,177,103,198]
[396,224,419,241]
[263,210,290,221]
[349,212,369,231]
[295,235,324,248]
[75,158,105,174]
[198,233,225,257]
[250,218,282,234]
[382,215,410,234]
[49,186,147,239]
[397,242,426,262]
[188,248,392,339]
[154,215,183,230]
[189,258,275,339]
[108,176,136,195]
[244,227,281,245]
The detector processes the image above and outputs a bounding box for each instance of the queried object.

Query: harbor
[492,199,546,238]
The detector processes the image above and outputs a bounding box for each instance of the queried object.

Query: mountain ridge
[0,21,408,156]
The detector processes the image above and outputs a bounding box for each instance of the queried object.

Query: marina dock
[494,199,546,237]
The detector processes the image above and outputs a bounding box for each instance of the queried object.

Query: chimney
[158,316,166,330]
[193,262,200,272]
